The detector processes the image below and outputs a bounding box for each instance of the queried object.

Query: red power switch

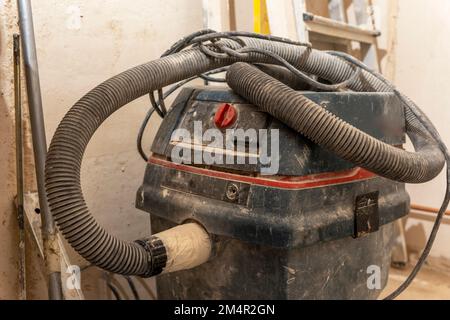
[214,103,237,129]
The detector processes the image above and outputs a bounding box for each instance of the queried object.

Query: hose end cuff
[135,236,167,278]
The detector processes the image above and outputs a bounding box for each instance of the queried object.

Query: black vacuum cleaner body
[136,86,410,299]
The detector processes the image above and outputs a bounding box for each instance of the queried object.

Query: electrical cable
[107,283,122,300]
[220,45,362,91]
[140,35,449,298]
[148,66,229,119]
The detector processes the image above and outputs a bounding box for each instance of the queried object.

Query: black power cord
[104,273,122,300]
[148,29,312,118]
[106,282,122,300]
[124,276,140,300]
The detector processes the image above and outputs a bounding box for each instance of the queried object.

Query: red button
[214,103,237,129]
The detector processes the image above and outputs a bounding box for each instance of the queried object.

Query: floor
[381,263,450,300]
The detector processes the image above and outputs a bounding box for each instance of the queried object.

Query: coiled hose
[45,36,445,278]
[226,63,444,183]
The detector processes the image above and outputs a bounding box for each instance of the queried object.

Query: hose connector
[135,223,212,277]
[135,236,168,277]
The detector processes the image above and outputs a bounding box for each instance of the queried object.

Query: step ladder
[260,0,383,71]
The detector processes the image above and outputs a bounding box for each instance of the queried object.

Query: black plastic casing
[136,87,409,299]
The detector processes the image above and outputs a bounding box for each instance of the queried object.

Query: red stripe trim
[149,157,377,190]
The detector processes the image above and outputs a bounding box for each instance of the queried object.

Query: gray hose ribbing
[227,63,444,183]
[45,37,445,275]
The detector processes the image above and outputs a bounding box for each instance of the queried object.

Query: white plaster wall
[394,0,450,260]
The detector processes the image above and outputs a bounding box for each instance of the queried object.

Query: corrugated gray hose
[45,37,445,276]
[226,62,444,183]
